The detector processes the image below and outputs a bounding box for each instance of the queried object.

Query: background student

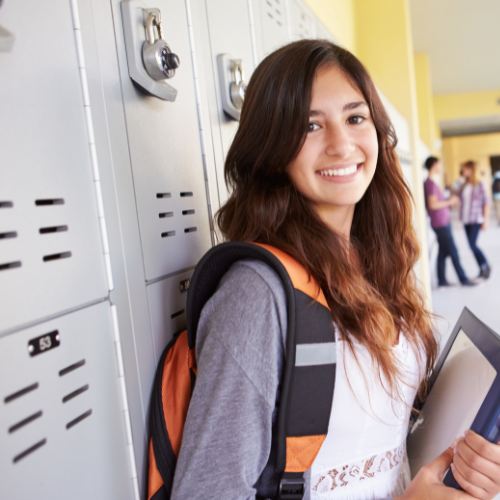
[424,156,476,288]
[458,160,491,280]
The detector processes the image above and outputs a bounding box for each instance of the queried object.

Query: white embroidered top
[310,329,422,500]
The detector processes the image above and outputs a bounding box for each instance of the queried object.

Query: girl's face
[462,165,472,179]
[286,65,378,230]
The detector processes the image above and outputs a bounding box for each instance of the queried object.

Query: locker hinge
[69,0,114,292]
[111,304,141,500]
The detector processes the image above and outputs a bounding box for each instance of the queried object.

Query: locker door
[316,20,336,43]
[0,302,133,500]
[191,0,256,205]
[147,269,193,363]
[289,0,316,41]
[0,0,109,334]
[252,0,290,61]
[113,0,212,282]
[378,91,414,191]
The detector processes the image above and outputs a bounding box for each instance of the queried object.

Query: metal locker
[289,0,316,41]
[378,91,414,191]
[147,269,193,364]
[0,0,109,334]
[190,0,256,206]
[0,302,133,500]
[113,0,212,282]
[252,0,290,61]
[315,20,336,43]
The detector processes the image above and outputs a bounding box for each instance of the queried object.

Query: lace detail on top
[311,440,407,497]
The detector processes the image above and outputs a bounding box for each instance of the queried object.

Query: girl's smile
[316,162,363,182]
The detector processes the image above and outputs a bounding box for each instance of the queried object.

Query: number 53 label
[28,330,60,357]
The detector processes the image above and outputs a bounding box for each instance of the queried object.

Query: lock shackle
[231,59,244,86]
[145,12,163,45]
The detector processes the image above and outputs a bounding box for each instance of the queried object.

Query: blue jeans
[464,223,488,269]
[433,224,468,285]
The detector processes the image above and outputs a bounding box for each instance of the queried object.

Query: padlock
[229,59,246,110]
[142,11,180,81]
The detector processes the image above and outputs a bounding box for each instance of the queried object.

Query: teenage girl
[171,40,500,500]
[459,161,491,280]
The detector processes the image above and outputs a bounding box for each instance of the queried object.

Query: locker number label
[28,330,60,357]
[180,279,191,293]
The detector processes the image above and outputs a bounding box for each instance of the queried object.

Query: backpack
[147,242,337,500]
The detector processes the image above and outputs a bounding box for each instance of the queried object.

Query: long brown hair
[216,40,437,400]
[462,160,480,186]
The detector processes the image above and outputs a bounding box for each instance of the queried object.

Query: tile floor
[429,210,500,344]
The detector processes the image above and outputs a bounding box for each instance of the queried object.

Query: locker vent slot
[9,411,43,433]
[4,382,38,403]
[0,261,21,271]
[156,193,171,199]
[35,198,65,206]
[159,212,174,218]
[266,0,283,26]
[13,438,47,463]
[161,231,176,238]
[184,227,197,233]
[43,251,72,262]
[59,359,86,376]
[0,231,17,239]
[66,409,92,429]
[182,210,195,215]
[0,201,13,208]
[171,309,185,319]
[39,225,68,234]
[62,384,89,403]
[180,192,193,197]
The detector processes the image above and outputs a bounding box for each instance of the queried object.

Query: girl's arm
[171,260,287,500]
[482,204,490,230]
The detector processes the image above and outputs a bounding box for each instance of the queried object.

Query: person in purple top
[424,157,477,288]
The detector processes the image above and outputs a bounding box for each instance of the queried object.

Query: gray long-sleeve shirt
[171,259,393,500]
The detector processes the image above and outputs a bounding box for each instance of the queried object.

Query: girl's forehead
[310,67,366,109]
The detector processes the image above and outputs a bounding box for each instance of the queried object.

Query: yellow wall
[414,54,438,153]
[354,0,415,124]
[303,0,357,53]
[434,90,500,123]
[442,133,500,189]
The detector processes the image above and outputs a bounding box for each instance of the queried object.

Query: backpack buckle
[278,475,305,500]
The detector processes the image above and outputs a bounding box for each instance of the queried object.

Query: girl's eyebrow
[343,101,368,111]
[309,101,368,117]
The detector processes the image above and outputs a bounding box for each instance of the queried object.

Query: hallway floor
[429,212,500,344]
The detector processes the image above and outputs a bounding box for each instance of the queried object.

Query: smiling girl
[170,40,500,500]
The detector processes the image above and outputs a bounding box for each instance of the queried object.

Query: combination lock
[142,12,180,81]
[229,59,246,110]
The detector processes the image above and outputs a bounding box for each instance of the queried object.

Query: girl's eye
[348,115,365,125]
[308,122,320,132]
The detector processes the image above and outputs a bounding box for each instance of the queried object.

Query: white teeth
[319,165,359,177]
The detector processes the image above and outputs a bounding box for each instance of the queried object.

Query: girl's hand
[451,430,500,500]
[481,222,488,230]
[395,448,473,500]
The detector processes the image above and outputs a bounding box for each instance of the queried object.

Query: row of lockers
[0,0,413,498]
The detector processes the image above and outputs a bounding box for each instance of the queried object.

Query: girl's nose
[325,125,355,158]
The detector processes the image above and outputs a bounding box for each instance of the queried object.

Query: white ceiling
[409,0,500,95]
